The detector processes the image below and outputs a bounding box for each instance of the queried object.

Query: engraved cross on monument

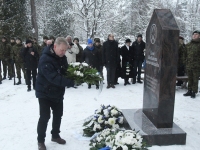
[122,9,186,146]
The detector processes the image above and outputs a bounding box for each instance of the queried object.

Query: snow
[0,62,200,149]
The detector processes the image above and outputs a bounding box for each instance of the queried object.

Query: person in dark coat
[131,34,146,84]
[35,37,74,150]
[176,36,185,86]
[82,39,100,89]
[94,38,104,79]
[73,37,83,62]
[22,39,39,91]
[120,39,134,85]
[102,34,119,89]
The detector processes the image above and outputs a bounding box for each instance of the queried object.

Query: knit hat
[179,36,184,40]
[137,34,143,38]
[87,39,93,45]
[10,37,15,40]
[26,39,32,44]
[43,36,49,40]
[16,37,22,42]
[95,38,100,43]
[2,36,7,40]
[125,39,131,43]
[193,30,200,35]
[73,37,79,42]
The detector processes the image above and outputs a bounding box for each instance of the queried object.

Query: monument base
[122,109,186,146]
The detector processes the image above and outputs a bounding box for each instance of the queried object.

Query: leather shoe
[38,143,46,150]
[51,137,66,144]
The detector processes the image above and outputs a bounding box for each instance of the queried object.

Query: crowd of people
[0,31,200,97]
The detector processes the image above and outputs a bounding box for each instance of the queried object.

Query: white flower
[126,69,130,72]
[74,62,81,66]
[103,109,109,117]
[133,141,143,148]
[96,109,101,114]
[121,145,128,150]
[82,62,88,66]
[126,73,129,75]
[105,121,108,124]
[93,123,101,131]
[122,136,137,145]
[111,109,118,116]
[118,116,124,124]
[112,124,119,128]
[92,143,96,147]
[108,118,116,126]
[97,115,104,124]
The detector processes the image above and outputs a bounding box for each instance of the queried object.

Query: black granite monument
[122,9,186,146]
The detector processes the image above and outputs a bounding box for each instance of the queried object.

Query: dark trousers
[0,59,2,80]
[133,60,143,81]
[2,59,12,77]
[106,66,116,85]
[177,65,185,84]
[26,69,37,88]
[187,69,199,93]
[37,98,63,143]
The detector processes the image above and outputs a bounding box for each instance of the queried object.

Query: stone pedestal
[122,109,186,146]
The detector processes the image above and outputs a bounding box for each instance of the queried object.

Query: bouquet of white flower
[83,105,124,137]
[89,129,147,150]
[66,62,102,85]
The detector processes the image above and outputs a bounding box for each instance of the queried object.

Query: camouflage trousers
[187,69,200,93]
[15,62,26,79]
[2,58,12,78]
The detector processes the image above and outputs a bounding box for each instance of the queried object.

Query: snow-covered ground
[0,68,200,150]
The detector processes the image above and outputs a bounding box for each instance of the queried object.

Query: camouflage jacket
[0,42,11,60]
[184,38,200,70]
[11,43,24,63]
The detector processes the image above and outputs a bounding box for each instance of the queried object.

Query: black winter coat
[102,40,119,67]
[95,44,103,66]
[82,47,100,71]
[131,40,145,61]
[120,45,134,78]
[35,45,74,103]
[22,46,39,70]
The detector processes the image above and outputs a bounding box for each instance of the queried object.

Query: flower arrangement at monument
[89,128,147,150]
[66,62,102,84]
[83,105,124,137]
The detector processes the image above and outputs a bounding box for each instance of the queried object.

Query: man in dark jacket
[73,37,83,62]
[82,39,100,89]
[35,37,74,150]
[120,39,134,85]
[131,34,146,84]
[102,34,119,88]
[22,39,39,91]
[94,38,103,78]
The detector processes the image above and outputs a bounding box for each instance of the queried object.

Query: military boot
[183,90,192,96]
[191,91,196,98]
[38,143,46,150]
[16,78,21,85]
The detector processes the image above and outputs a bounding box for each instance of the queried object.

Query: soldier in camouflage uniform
[33,38,41,61]
[0,36,12,80]
[176,36,185,86]
[10,37,16,78]
[183,30,200,98]
[11,37,26,85]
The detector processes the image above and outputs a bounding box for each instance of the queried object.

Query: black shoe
[38,143,46,150]
[51,137,66,144]
[16,79,21,85]
[27,87,31,92]
[115,82,119,85]
[191,91,196,98]
[2,76,6,80]
[183,90,192,96]
[132,80,136,84]
[127,82,131,85]
[0,80,2,84]
[137,80,143,84]
[111,85,115,88]
[124,83,127,86]
[9,77,12,80]
[88,84,91,89]
[96,85,99,89]
[107,85,111,89]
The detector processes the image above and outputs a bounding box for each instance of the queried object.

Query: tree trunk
[30,0,38,39]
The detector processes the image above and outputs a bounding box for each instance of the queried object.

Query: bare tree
[30,0,38,39]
